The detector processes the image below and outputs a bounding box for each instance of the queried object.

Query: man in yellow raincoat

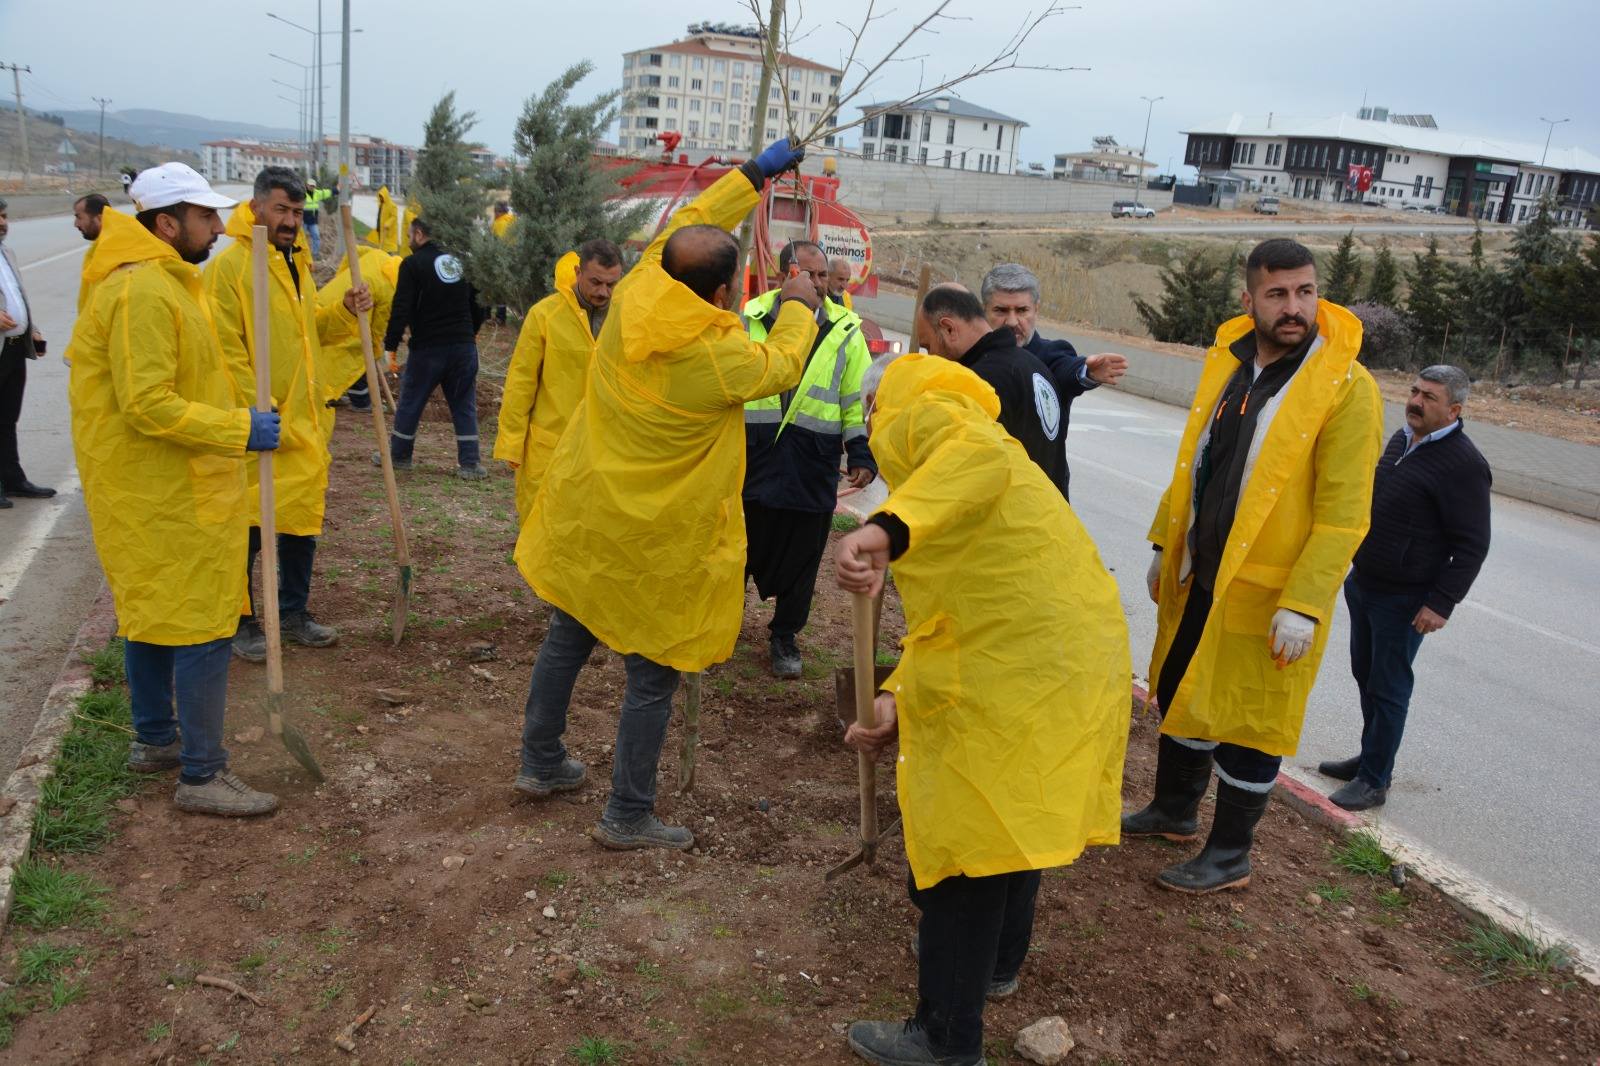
[367,185,398,253]
[317,244,401,415]
[205,166,372,662]
[493,238,623,522]
[834,353,1129,1066]
[69,163,280,817]
[489,202,515,324]
[1125,239,1382,894]
[512,139,818,851]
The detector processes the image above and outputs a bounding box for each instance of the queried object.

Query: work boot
[846,1019,983,1066]
[591,812,694,852]
[770,634,803,680]
[456,464,488,481]
[232,618,267,663]
[1317,754,1361,781]
[1121,736,1214,841]
[514,758,587,798]
[0,493,11,509]
[127,739,181,773]
[174,771,279,817]
[371,450,413,471]
[1329,778,1388,811]
[3,479,56,499]
[1156,780,1272,895]
[281,611,338,648]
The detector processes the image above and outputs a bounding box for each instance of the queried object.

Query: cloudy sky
[6,0,1597,171]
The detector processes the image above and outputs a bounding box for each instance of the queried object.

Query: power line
[93,96,113,177]
[1,62,32,177]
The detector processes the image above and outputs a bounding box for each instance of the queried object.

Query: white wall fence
[811,156,1175,217]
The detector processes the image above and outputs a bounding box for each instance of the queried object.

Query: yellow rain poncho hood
[205,201,342,536]
[68,208,252,645]
[515,168,816,671]
[368,186,398,252]
[494,251,598,521]
[317,246,401,413]
[1148,301,1383,755]
[870,354,1131,889]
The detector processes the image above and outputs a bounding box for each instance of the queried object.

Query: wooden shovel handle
[852,591,879,857]
[250,227,283,697]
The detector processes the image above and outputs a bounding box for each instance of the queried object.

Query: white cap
[129,163,237,212]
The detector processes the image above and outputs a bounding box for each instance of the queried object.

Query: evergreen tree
[1499,196,1574,367]
[1134,246,1237,346]
[1366,240,1401,307]
[1405,236,1454,346]
[412,92,484,259]
[469,62,654,312]
[1322,230,1363,305]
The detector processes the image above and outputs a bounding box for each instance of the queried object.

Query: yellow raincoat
[400,202,420,257]
[204,202,342,536]
[491,211,514,240]
[75,235,103,315]
[870,354,1131,889]
[1148,301,1383,755]
[316,246,401,411]
[367,186,398,251]
[67,209,252,645]
[515,168,817,671]
[494,251,597,521]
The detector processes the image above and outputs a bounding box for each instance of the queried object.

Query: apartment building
[857,97,1025,174]
[617,22,843,156]
[1052,135,1153,182]
[199,140,306,183]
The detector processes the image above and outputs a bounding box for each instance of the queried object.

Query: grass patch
[830,513,860,533]
[15,943,78,985]
[144,1021,171,1042]
[80,638,126,687]
[569,1035,622,1065]
[32,689,139,854]
[1330,830,1392,877]
[1349,981,1375,1002]
[0,989,29,1049]
[1376,888,1409,911]
[1313,881,1351,904]
[10,861,108,930]
[1452,924,1573,984]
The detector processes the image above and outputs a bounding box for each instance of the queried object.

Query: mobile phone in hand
[34,338,45,355]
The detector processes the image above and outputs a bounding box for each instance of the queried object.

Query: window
[983,122,990,131]
[710,122,721,138]
[830,74,840,86]
[814,92,825,105]
[1414,175,1423,196]
[692,57,704,70]
[790,89,800,102]
[711,81,724,95]
[883,114,908,140]
[1424,176,1434,196]
[944,150,952,167]
[687,120,699,135]
[899,145,910,162]
[639,116,658,129]
[667,75,680,88]
[1233,142,1243,163]
[766,126,777,139]
[643,74,661,87]
[767,106,778,120]
[946,119,956,144]
[728,125,739,142]
[770,87,779,100]
[624,55,634,69]
[689,99,701,112]
[644,96,660,109]
[711,101,722,115]
[864,116,879,138]
[669,54,682,68]
[618,116,629,129]
[996,125,1003,150]
[1403,154,1410,164]
[690,78,703,91]
[666,97,679,109]
[920,147,928,164]
[648,53,662,66]
[863,144,875,161]
[733,62,746,77]
[1247,143,1256,165]
[712,59,727,73]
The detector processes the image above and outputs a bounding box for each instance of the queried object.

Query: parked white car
[1112,200,1156,219]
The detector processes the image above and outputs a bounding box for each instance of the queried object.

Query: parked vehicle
[1252,196,1280,215]
[1112,200,1156,219]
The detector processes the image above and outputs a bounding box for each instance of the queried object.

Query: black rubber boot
[1121,736,1213,841]
[1156,780,1272,894]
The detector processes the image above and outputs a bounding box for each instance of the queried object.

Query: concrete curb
[0,584,116,936]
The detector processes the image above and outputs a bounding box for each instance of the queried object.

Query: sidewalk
[858,290,1600,522]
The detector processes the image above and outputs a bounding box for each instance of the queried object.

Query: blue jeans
[124,637,232,780]
[519,607,682,824]
[1344,575,1427,789]
[305,218,320,257]
[390,342,480,466]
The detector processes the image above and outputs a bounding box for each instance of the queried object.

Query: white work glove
[1268,608,1316,666]
[1145,549,1163,604]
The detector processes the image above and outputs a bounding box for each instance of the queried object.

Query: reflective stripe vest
[742,288,869,443]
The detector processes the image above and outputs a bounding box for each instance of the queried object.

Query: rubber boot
[1121,736,1213,841]
[1156,780,1272,894]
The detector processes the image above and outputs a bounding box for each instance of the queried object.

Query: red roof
[637,37,838,75]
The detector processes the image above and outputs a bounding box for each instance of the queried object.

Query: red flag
[1347,164,1375,192]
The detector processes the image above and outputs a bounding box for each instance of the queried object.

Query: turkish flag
[1347,164,1374,192]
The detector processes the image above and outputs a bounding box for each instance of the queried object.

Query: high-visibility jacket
[515,166,816,671]
[305,186,333,219]
[316,246,402,412]
[742,288,875,512]
[1148,300,1383,755]
[68,208,252,645]
[870,353,1130,889]
[494,251,597,521]
[205,202,343,536]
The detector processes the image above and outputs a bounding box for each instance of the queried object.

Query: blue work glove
[753,137,804,179]
[247,410,282,451]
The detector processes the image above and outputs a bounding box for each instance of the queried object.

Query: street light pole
[1538,116,1569,168]
[315,0,324,180]
[338,0,350,260]
[1137,94,1163,207]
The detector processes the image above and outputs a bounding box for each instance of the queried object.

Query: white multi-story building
[617,22,843,156]
[1052,136,1153,182]
[856,97,1025,174]
[199,140,306,184]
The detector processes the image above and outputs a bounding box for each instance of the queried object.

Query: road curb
[0,583,116,936]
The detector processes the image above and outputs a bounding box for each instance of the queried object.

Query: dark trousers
[345,371,371,411]
[124,636,232,780]
[743,501,832,639]
[520,607,682,824]
[1344,574,1427,789]
[390,342,479,466]
[0,340,29,486]
[243,527,318,621]
[1155,582,1281,789]
[910,868,1041,1055]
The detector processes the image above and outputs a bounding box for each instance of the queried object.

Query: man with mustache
[1127,238,1382,894]
[1320,365,1490,810]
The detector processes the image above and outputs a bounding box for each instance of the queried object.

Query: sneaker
[127,739,181,773]
[770,634,803,680]
[371,450,413,471]
[456,464,489,480]
[846,1018,983,1066]
[281,611,338,648]
[174,771,279,817]
[591,812,694,852]
[514,759,587,798]
[232,619,267,663]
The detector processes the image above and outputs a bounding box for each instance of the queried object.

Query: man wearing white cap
[68,162,282,817]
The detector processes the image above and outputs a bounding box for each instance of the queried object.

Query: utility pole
[1137,94,1163,208]
[316,0,325,181]
[337,0,350,261]
[92,96,112,177]
[1538,116,1569,168]
[3,63,31,177]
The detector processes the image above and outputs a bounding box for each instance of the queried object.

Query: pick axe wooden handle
[852,590,879,862]
[250,228,284,700]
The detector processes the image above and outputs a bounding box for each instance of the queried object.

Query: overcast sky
[6,0,1597,172]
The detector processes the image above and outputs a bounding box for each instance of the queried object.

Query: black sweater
[958,329,1068,499]
[1351,422,1492,618]
[383,242,485,352]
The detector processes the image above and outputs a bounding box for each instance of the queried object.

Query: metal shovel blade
[824,817,903,881]
[391,563,413,646]
[267,691,325,783]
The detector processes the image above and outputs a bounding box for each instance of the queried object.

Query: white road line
[20,246,87,271]
[0,475,81,600]
[1456,599,1600,658]
[1070,453,1167,493]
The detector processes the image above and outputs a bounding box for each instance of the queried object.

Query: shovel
[826,590,901,880]
[250,227,324,782]
[339,205,413,645]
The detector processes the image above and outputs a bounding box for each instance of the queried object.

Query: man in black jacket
[919,283,1068,497]
[380,216,488,478]
[1320,364,1491,811]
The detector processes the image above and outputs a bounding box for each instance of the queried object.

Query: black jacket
[958,329,1068,498]
[383,242,485,352]
[1352,422,1492,618]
